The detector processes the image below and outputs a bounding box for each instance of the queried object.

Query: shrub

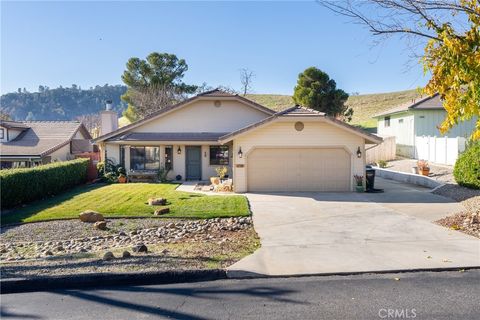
[0,158,89,209]
[453,142,480,189]
[97,158,123,183]
[377,160,388,168]
[215,166,228,179]
[158,166,171,183]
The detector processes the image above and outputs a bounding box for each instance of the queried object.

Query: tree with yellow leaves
[321,0,480,139]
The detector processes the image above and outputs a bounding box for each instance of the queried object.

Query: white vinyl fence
[366,135,396,164]
[415,136,466,165]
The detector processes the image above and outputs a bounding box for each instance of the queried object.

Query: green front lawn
[2,183,250,225]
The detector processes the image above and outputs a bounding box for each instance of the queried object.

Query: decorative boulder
[132,244,148,253]
[103,251,115,261]
[79,210,104,223]
[94,221,108,230]
[122,251,132,258]
[154,207,170,215]
[147,198,167,206]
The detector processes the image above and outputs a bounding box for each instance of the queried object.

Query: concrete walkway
[228,178,480,277]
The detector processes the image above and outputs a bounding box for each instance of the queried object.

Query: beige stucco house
[0,120,93,169]
[92,89,381,192]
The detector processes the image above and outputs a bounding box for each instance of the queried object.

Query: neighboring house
[375,94,477,165]
[0,120,93,169]
[93,89,381,192]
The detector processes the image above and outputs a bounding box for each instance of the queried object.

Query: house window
[130,146,160,170]
[210,146,229,165]
[0,128,4,139]
[165,146,173,171]
[398,119,404,124]
[119,146,126,169]
[384,116,391,127]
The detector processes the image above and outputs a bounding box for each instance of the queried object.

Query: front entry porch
[109,142,233,182]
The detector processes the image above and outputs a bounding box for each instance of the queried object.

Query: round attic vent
[294,121,304,131]
[214,100,222,107]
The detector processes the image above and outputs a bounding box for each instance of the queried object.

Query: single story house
[0,120,93,168]
[375,94,477,165]
[92,89,382,192]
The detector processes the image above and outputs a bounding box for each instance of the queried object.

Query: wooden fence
[366,135,396,164]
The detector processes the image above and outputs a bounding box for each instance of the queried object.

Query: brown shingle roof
[219,105,382,144]
[93,89,276,143]
[110,132,229,142]
[374,94,442,117]
[0,121,91,157]
[0,120,30,130]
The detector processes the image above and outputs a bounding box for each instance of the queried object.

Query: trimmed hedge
[453,142,480,189]
[1,158,89,209]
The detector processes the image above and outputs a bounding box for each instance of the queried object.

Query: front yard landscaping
[1,217,260,278]
[0,182,258,279]
[1,182,250,225]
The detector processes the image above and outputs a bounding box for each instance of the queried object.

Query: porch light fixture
[238,147,243,158]
[177,146,182,155]
[356,147,362,158]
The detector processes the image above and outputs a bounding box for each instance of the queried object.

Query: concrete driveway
[228,178,480,277]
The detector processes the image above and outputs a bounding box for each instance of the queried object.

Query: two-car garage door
[247,148,351,192]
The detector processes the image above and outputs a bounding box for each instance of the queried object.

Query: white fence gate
[415,136,466,165]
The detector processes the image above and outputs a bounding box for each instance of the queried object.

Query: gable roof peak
[278,105,326,116]
[197,88,237,97]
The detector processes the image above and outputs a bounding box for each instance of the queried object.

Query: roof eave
[92,94,276,144]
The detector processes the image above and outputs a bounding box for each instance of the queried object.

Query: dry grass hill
[119,89,423,131]
[246,89,422,131]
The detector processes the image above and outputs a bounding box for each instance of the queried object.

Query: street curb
[226,266,480,279]
[1,269,226,294]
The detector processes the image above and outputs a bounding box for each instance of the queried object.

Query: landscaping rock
[132,244,148,253]
[122,251,132,258]
[147,198,167,206]
[94,221,108,230]
[79,210,104,223]
[0,216,254,260]
[103,251,115,260]
[154,208,170,215]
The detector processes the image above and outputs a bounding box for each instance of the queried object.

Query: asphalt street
[1,270,479,320]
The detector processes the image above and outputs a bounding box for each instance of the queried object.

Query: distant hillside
[246,89,421,129]
[1,85,421,130]
[0,85,127,121]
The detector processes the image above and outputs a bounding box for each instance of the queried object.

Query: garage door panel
[247,148,351,192]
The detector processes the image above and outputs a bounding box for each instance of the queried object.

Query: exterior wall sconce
[177,146,182,155]
[356,146,362,158]
[238,147,243,158]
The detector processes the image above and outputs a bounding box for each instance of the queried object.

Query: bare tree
[239,68,255,96]
[128,84,183,118]
[319,0,476,43]
[76,113,101,135]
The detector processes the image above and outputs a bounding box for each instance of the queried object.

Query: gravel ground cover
[382,159,480,238]
[0,217,259,279]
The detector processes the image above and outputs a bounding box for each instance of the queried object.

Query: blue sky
[1,1,428,95]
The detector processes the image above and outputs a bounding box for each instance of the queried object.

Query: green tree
[121,52,197,119]
[293,67,351,120]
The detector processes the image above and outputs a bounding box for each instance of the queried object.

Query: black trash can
[365,166,376,191]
